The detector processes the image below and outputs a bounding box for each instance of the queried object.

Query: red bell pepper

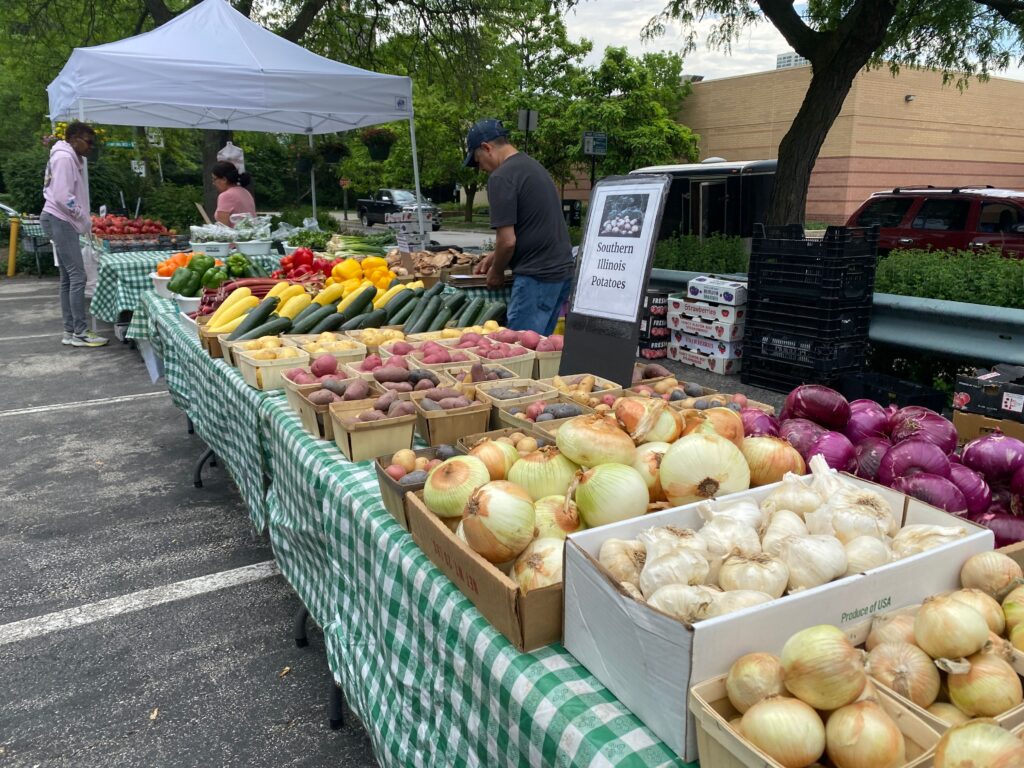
[291,248,315,268]
[290,264,312,278]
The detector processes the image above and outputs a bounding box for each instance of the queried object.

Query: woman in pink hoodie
[41,121,106,347]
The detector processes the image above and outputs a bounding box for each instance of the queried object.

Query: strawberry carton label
[638,339,668,360]
[672,331,742,361]
[686,276,748,306]
[671,298,746,324]
[680,316,745,342]
[668,345,742,374]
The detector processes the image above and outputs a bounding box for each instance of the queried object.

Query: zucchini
[421,281,445,300]
[383,289,414,320]
[227,296,280,340]
[338,284,377,322]
[456,297,484,327]
[291,303,339,334]
[309,312,347,334]
[406,296,441,334]
[236,316,292,340]
[476,301,507,324]
[441,291,466,313]
[290,300,324,328]
[401,294,429,331]
[427,307,454,332]
[356,308,389,329]
[339,312,368,331]
[389,296,419,326]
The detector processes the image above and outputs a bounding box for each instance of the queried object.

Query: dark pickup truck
[356,189,442,231]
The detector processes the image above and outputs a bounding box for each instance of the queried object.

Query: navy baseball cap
[463,118,509,168]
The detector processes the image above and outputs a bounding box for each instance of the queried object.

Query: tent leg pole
[408,113,426,245]
[308,134,317,222]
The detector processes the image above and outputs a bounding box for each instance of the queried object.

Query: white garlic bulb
[760,509,808,557]
[759,472,823,519]
[778,535,848,592]
[640,548,710,598]
[698,498,765,531]
[701,589,774,619]
[699,516,761,583]
[718,553,789,598]
[844,535,892,576]
[805,485,898,543]
[599,538,646,587]
[647,584,720,623]
[637,525,707,561]
[891,525,968,559]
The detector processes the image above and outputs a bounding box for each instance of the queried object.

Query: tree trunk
[463,183,478,222]
[202,129,232,218]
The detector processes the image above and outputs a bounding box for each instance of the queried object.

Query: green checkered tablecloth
[138,307,688,767]
[90,248,282,324]
[133,294,200,414]
[19,221,45,237]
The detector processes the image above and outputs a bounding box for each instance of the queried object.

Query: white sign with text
[571,179,667,323]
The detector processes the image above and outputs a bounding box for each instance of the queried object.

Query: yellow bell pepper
[333,258,362,281]
[361,256,386,272]
[340,278,362,296]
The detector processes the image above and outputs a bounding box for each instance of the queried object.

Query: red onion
[806,431,856,472]
[844,401,890,444]
[962,434,1024,481]
[877,439,951,486]
[967,511,1024,546]
[948,452,962,464]
[947,463,992,517]
[779,419,827,457]
[889,406,958,455]
[854,437,892,482]
[1013,465,1024,497]
[892,473,967,514]
[782,385,851,430]
[990,483,1024,516]
[740,408,779,437]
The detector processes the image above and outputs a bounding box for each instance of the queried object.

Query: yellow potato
[276,347,299,359]
[317,332,340,341]
[241,340,263,350]
[441,328,460,339]
[483,320,500,330]
[323,341,356,351]
[260,337,282,349]
[250,349,277,360]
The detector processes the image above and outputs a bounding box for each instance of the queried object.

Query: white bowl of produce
[149,272,173,299]
[282,242,298,256]
[174,294,203,315]
[189,241,207,255]
[198,241,232,258]
[179,311,200,340]
[235,240,272,256]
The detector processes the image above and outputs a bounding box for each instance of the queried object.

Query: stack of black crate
[740,224,879,393]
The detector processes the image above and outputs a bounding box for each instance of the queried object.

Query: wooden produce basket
[199,322,224,358]
[456,427,552,454]
[495,394,595,437]
[533,348,563,380]
[688,675,940,768]
[374,447,443,529]
[540,373,623,401]
[282,333,367,367]
[281,368,320,413]
[294,381,383,441]
[408,349,480,372]
[236,348,311,391]
[478,347,536,379]
[329,400,417,462]
[343,327,405,355]
[441,363,517,399]
[409,392,491,447]
[474,379,557,429]
[218,335,244,367]
[379,337,458,358]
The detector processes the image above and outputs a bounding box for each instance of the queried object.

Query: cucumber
[309,312,347,334]
[406,296,441,334]
[338,284,377,322]
[476,301,507,324]
[356,308,389,329]
[401,294,429,331]
[427,307,454,332]
[441,291,466,313]
[390,296,419,327]
[456,297,484,327]
[236,316,292,340]
[421,281,445,300]
[291,303,339,334]
[227,296,280,340]
[383,289,414,320]
[291,300,324,328]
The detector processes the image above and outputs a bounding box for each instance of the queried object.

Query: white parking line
[0,561,280,645]
[0,333,62,342]
[0,391,167,417]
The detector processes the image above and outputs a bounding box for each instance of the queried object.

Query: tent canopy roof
[47,0,412,134]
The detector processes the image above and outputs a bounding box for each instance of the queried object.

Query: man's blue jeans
[508,275,572,335]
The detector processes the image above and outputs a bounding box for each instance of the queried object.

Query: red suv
[846,187,1024,258]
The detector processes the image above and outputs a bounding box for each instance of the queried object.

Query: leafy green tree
[645,0,1024,225]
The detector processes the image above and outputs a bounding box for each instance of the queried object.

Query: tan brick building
[678,66,1024,224]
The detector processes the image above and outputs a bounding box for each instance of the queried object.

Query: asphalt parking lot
[0,277,378,767]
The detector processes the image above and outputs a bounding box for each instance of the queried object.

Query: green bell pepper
[226,253,250,277]
[168,267,196,295]
[201,267,229,289]
[188,254,215,275]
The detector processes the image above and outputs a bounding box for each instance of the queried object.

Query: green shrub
[144,183,202,231]
[653,234,747,273]
[2,146,48,213]
[875,248,1024,309]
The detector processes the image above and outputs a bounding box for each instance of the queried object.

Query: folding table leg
[293,605,310,648]
[187,417,194,435]
[328,680,345,730]
[193,448,215,488]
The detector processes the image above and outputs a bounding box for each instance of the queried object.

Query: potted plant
[360,127,398,162]
[291,144,316,174]
[319,138,349,164]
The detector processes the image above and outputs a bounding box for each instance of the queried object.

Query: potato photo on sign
[598,193,650,238]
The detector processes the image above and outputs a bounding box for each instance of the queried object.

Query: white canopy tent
[47,0,425,231]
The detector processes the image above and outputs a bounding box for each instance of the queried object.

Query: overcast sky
[562,0,1024,82]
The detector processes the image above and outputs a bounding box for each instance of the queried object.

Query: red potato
[385,464,406,481]
[490,329,520,343]
[293,372,318,385]
[307,389,338,405]
[284,368,307,382]
[518,331,542,350]
[373,366,410,383]
[459,333,482,344]
[536,337,558,352]
[387,400,417,417]
[310,354,338,377]
[426,458,442,471]
[381,381,414,392]
[359,354,383,372]
[317,373,348,383]
[549,335,564,350]
[387,355,410,370]
[525,401,546,421]
[456,340,478,349]
[732,393,748,407]
[390,341,414,356]
[414,378,435,391]
[437,397,470,409]
[449,352,470,362]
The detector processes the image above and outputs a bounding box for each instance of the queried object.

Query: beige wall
[680,67,1024,224]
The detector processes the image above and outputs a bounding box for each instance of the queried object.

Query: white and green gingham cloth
[138,291,689,767]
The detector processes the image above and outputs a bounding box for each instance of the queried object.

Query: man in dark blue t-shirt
[464,119,574,335]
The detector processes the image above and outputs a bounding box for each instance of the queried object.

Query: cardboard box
[667,345,743,374]
[405,491,562,651]
[679,316,745,342]
[953,411,1024,444]
[668,295,747,324]
[954,365,1024,423]
[641,290,669,318]
[672,331,742,360]
[687,276,748,306]
[562,476,993,762]
[638,315,670,340]
[638,340,668,360]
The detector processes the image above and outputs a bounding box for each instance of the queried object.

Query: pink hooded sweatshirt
[43,140,91,235]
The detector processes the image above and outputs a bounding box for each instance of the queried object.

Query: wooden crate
[199,323,224,358]
[441,363,517,399]
[329,400,417,462]
[456,427,552,454]
[474,379,557,429]
[236,348,311,391]
[281,368,320,413]
[294,381,383,441]
[482,347,536,379]
[409,393,491,447]
[538,373,623,403]
[373,447,443,529]
[689,675,940,768]
[495,395,594,436]
[281,333,367,367]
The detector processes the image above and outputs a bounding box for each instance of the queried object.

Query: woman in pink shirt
[212,161,256,226]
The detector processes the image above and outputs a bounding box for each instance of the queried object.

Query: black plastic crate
[749,225,879,302]
[741,352,866,394]
[744,296,872,341]
[743,324,868,371]
[839,372,947,412]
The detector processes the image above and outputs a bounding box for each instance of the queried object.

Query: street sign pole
[582,130,608,192]
[518,109,538,154]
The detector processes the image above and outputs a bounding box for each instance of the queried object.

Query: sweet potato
[407,369,439,385]
[322,379,350,396]
[438,396,471,410]
[381,381,414,392]
[387,400,416,417]
[414,378,436,391]
[357,410,384,421]
[343,379,370,401]
[418,398,443,412]
[642,363,672,379]
[421,387,462,401]
[373,367,410,383]
[307,389,337,405]
[374,391,398,411]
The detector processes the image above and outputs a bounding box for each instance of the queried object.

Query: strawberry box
[686,276,747,306]
[679,316,745,342]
